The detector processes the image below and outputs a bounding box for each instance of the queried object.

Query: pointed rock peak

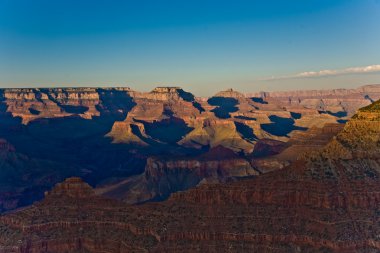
[214,88,245,98]
[45,177,95,199]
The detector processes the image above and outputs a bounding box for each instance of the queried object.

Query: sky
[0,0,379,96]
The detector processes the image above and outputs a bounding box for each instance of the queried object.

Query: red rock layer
[0,100,379,252]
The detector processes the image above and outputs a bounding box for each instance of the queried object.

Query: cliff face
[97,146,258,204]
[2,88,101,124]
[1,100,380,253]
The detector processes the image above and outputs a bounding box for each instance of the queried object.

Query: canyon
[0,85,379,212]
[0,98,379,252]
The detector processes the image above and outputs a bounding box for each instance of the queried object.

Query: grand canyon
[1,1,379,252]
[0,84,379,211]
[0,84,379,252]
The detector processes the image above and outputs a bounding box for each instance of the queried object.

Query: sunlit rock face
[106,86,206,147]
[0,85,379,213]
[106,85,380,153]
[1,100,380,253]
[2,88,101,124]
[1,84,379,125]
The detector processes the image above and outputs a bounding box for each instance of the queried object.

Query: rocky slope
[0,100,379,252]
[252,123,344,173]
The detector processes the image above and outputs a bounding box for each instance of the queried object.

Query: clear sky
[0,0,379,96]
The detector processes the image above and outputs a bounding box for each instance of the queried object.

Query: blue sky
[0,0,379,95]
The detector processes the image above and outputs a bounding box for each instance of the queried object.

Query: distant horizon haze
[0,79,379,98]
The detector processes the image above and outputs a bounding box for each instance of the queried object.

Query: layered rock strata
[97,146,258,204]
[1,100,380,252]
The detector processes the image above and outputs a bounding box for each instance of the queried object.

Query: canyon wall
[1,99,380,252]
[0,84,379,213]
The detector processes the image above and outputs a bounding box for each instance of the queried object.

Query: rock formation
[0,99,379,252]
[246,84,380,116]
[45,177,95,199]
[106,85,376,153]
[2,88,99,124]
[252,123,344,173]
[0,84,379,213]
[97,146,258,204]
